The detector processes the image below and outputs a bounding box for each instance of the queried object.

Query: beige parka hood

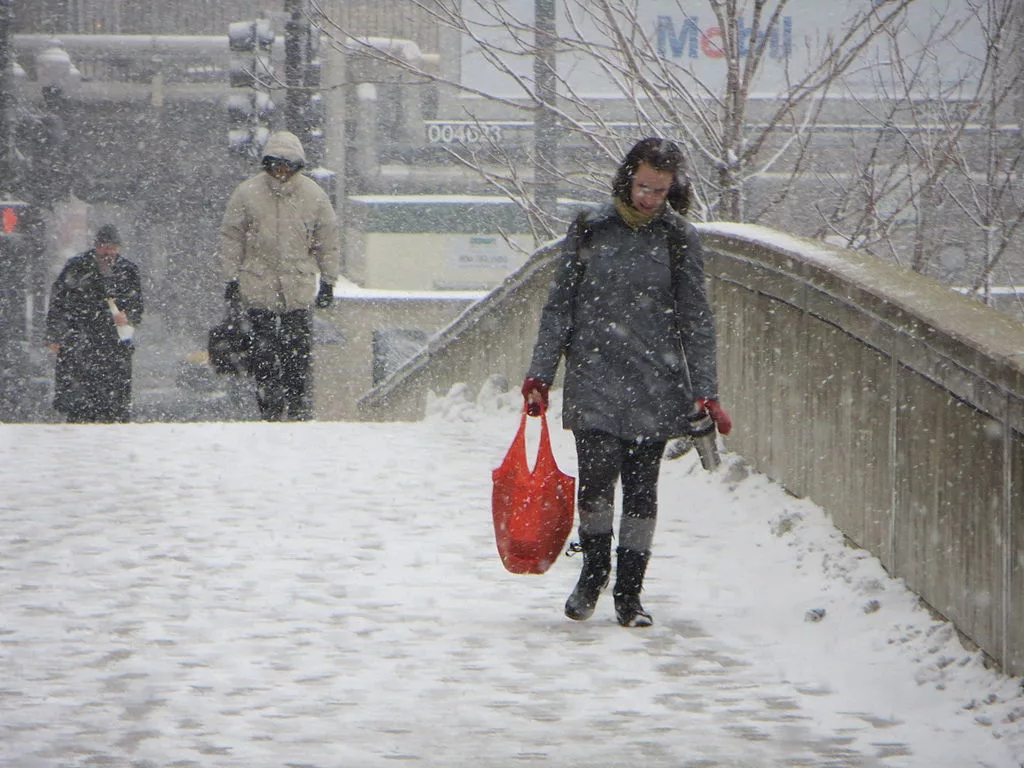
[261,130,306,166]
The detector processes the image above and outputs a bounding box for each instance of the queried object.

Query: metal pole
[533,0,559,237]
[321,2,346,269]
[0,0,13,193]
[0,0,23,421]
[284,0,304,136]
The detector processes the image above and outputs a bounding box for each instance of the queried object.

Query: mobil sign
[459,0,984,98]
[655,13,792,63]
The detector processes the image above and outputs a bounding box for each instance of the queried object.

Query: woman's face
[630,162,673,216]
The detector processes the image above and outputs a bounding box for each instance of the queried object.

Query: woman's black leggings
[573,429,666,552]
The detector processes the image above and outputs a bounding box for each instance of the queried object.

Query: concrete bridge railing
[358,223,1024,676]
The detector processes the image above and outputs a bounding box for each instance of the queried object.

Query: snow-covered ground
[1,385,1021,767]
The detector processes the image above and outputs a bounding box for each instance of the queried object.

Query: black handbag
[207,302,253,376]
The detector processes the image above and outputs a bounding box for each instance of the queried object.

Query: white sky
[0,385,1021,767]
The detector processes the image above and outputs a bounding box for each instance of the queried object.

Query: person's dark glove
[315,279,334,309]
[224,280,241,304]
[521,377,550,417]
[696,397,733,436]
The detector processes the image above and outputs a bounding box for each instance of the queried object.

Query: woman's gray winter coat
[527,203,719,440]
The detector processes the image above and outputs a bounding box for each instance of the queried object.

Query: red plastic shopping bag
[491,407,575,574]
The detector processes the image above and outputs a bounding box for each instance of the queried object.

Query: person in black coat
[523,138,733,628]
[45,224,143,423]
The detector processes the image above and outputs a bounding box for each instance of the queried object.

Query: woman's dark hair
[611,137,692,214]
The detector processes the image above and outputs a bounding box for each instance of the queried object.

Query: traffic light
[0,200,30,237]
[226,90,275,158]
[0,199,31,342]
[226,19,276,159]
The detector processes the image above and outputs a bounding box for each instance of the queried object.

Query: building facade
[14,0,439,49]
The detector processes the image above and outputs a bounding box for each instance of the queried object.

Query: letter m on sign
[656,15,700,59]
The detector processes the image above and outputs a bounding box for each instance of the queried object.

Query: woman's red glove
[696,397,732,436]
[521,377,550,416]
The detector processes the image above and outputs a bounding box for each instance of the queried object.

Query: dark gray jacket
[527,203,719,440]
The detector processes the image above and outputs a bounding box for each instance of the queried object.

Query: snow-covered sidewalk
[0,389,1020,767]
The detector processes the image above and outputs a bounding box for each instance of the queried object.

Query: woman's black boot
[564,532,613,621]
[613,547,653,627]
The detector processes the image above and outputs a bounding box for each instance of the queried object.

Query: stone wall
[354,223,1024,675]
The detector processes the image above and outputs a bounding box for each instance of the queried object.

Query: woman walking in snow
[522,138,732,627]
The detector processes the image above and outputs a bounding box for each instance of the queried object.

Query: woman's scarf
[614,196,657,230]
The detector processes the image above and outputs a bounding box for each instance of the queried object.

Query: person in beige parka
[220,130,341,421]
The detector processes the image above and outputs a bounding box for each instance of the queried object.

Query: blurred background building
[4,0,453,338]
[0,0,535,421]
[15,1,437,46]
